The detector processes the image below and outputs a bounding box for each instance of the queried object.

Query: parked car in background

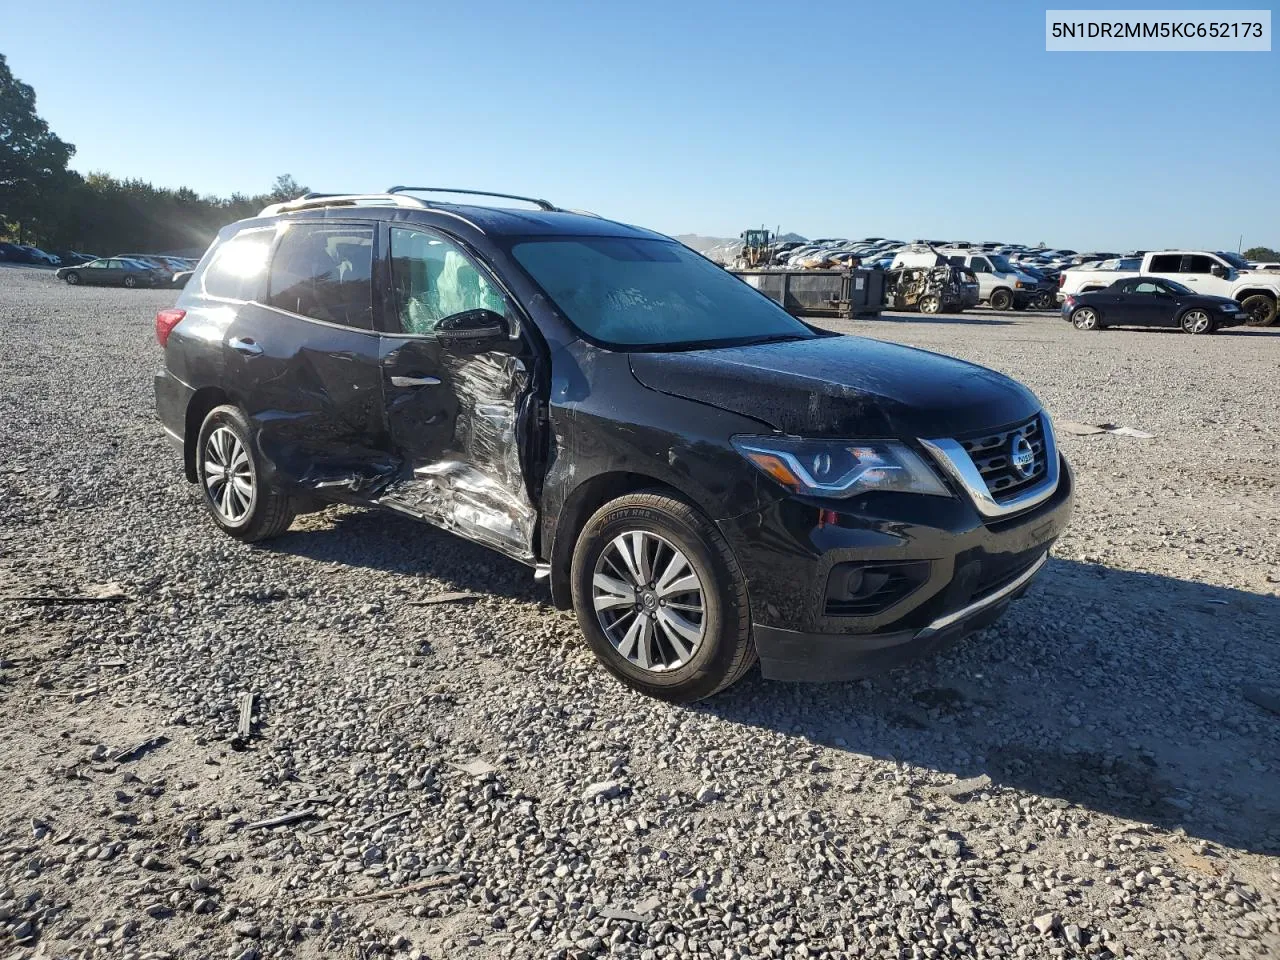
[57,257,162,287]
[115,253,179,278]
[0,242,32,263]
[1062,277,1245,334]
[153,189,1072,701]
[1059,250,1280,325]
[17,245,60,266]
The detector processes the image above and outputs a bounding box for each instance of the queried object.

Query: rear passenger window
[267,223,374,329]
[1147,254,1181,273]
[201,229,272,301]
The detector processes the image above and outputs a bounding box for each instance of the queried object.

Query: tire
[989,288,1013,311]
[64,272,80,285]
[570,491,755,702]
[123,275,138,288]
[918,294,942,315]
[1071,307,1100,331]
[195,405,296,542]
[1180,309,1214,335]
[1240,293,1277,327]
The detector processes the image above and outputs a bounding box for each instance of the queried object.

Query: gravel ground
[1,263,1277,960]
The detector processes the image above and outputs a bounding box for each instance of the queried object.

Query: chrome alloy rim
[203,426,255,523]
[1183,310,1210,333]
[592,531,706,672]
[1074,308,1097,329]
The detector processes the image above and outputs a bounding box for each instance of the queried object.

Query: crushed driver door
[375,225,540,562]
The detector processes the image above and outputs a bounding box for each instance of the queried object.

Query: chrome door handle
[229,336,263,356]
[390,375,441,387]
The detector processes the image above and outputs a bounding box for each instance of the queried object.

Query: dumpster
[730,268,884,320]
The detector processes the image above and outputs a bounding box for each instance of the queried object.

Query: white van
[939,250,1046,310]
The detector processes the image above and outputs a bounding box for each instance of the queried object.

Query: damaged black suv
[154,188,1073,701]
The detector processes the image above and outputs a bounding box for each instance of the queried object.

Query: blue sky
[6,0,1277,250]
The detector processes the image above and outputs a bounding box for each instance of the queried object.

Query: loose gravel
[1,264,1277,960]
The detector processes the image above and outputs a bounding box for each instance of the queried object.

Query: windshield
[510,236,815,348]
[1216,251,1249,269]
[988,254,1016,273]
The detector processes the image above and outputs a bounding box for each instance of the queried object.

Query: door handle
[390,375,442,388]
[229,336,263,356]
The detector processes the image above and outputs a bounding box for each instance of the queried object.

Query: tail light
[1063,295,1076,308]
[155,308,186,347]
[1057,273,1066,287]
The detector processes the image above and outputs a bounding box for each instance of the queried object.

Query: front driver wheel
[1071,307,1100,331]
[918,294,942,314]
[1180,309,1214,334]
[64,272,81,285]
[196,405,296,542]
[990,288,1013,311]
[123,275,138,288]
[570,491,755,702]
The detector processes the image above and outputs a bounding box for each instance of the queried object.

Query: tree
[0,53,75,242]
[1243,246,1279,262]
[267,174,308,203]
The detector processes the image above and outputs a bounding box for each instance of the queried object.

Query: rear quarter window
[199,229,273,301]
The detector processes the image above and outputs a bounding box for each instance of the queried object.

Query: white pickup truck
[1058,250,1279,326]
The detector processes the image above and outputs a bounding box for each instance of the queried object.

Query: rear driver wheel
[123,275,138,288]
[1071,307,1100,331]
[570,491,755,702]
[195,405,296,542]
[1180,309,1214,334]
[918,294,942,314]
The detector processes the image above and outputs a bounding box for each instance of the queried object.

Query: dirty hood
[628,334,1040,438]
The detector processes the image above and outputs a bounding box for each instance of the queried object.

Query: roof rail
[387,186,557,212]
[258,193,431,217]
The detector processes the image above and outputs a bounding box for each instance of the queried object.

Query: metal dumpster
[730,268,884,320]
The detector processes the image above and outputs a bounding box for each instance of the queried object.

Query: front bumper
[719,455,1073,681]
[754,551,1047,680]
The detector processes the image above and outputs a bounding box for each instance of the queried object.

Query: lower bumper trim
[755,551,1049,682]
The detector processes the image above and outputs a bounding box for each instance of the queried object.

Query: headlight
[1221,303,1239,311]
[731,436,950,498]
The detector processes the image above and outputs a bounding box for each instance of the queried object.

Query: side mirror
[1210,264,1227,278]
[435,308,508,342]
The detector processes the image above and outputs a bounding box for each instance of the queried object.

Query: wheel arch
[183,386,235,482]
[546,471,697,610]
[1235,287,1277,303]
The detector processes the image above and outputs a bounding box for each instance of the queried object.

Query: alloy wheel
[1182,310,1211,334]
[1073,308,1097,330]
[202,426,255,524]
[592,531,706,672]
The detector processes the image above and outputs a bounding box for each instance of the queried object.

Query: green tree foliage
[1243,246,1279,262]
[0,53,76,243]
[46,173,309,255]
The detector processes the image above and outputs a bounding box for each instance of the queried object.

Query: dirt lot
[1,264,1277,960]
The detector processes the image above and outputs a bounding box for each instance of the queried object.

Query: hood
[628,334,1040,438]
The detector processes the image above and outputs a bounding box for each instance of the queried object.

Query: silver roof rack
[386,186,557,212]
[258,192,431,217]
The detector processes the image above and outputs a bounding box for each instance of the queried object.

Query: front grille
[957,414,1048,502]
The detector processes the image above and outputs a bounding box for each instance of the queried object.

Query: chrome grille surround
[920,413,1061,519]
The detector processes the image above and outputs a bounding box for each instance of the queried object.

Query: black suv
[154,188,1073,701]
